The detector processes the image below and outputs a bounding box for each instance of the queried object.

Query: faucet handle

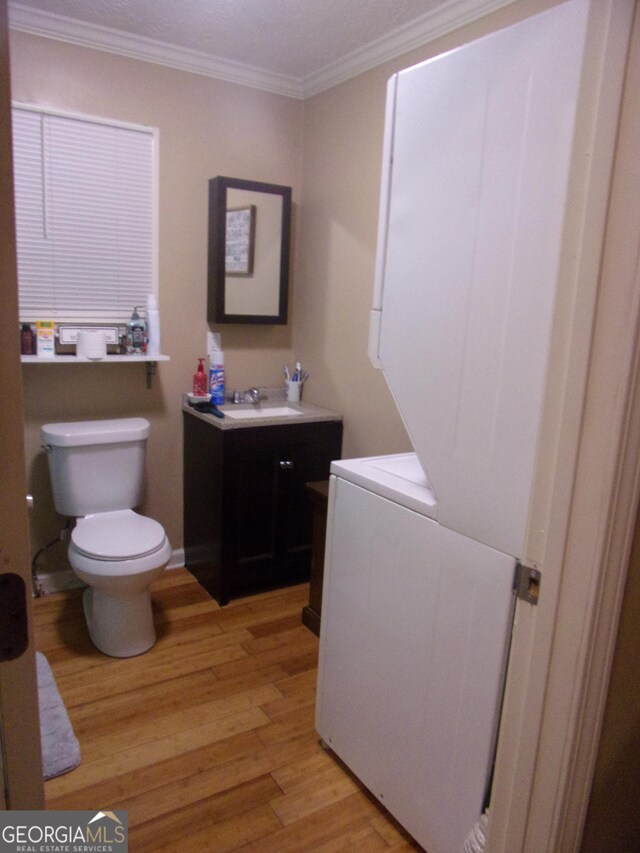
[232,390,243,404]
[247,387,260,404]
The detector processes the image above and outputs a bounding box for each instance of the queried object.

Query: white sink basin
[222,405,303,420]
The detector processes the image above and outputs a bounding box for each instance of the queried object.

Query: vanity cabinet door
[223,422,343,602]
[183,413,342,605]
[223,438,282,593]
[276,441,331,565]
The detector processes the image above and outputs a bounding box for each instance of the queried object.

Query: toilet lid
[72,510,167,560]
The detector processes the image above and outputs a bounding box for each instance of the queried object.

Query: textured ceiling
[9,0,512,97]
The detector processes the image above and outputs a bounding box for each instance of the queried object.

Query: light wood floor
[33,568,423,852]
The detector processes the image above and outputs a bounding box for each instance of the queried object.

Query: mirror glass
[208,176,292,324]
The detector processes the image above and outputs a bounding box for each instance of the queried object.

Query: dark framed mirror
[208,176,292,324]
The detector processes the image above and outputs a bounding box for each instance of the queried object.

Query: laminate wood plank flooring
[33,568,423,852]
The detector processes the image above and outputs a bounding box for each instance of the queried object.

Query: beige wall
[9,0,559,572]
[292,65,410,459]
[10,31,302,569]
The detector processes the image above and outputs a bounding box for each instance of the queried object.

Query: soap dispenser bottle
[193,358,208,397]
[127,306,146,354]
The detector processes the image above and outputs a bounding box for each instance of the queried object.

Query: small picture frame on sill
[225,205,256,276]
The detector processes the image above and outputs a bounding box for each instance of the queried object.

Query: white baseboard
[168,548,185,570]
[34,568,84,595]
[34,547,186,596]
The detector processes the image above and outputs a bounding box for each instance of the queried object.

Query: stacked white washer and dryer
[314,2,632,851]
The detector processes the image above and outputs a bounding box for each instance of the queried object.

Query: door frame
[1,0,638,836]
[0,0,44,810]
[487,1,640,850]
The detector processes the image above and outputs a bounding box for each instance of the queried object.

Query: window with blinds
[12,104,157,324]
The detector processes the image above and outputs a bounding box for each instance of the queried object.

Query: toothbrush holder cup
[286,380,302,403]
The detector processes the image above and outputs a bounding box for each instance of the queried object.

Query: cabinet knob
[279,460,294,469]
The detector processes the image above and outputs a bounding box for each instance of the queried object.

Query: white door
[0,0,45,810]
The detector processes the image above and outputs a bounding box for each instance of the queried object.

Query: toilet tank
[42,418,151,517]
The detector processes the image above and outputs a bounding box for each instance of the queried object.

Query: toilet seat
[72,509,166,560]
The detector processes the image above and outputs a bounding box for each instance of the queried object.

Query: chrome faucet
[231,387,260,404]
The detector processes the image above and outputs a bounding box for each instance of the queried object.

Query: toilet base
[83,586,157,658]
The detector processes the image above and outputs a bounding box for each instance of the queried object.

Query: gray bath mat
[36,652,81,780]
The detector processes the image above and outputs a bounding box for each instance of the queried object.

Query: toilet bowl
[69,510,172,657]
[42,418,172,658]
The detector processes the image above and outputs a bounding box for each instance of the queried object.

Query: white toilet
[41,417,172,658]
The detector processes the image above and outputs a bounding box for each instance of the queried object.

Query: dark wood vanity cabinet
[183,412,342,605]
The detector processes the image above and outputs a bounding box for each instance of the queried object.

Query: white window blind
[12,105,157,324]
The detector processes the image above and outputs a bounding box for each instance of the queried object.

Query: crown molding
[301,0,516,98]
[9,0,516,100]
[8,3,303,98]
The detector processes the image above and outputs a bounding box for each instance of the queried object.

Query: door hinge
[514,561,541,606]
[0,573,29,661]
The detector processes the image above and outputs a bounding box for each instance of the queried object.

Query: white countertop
[182,393,342,430]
